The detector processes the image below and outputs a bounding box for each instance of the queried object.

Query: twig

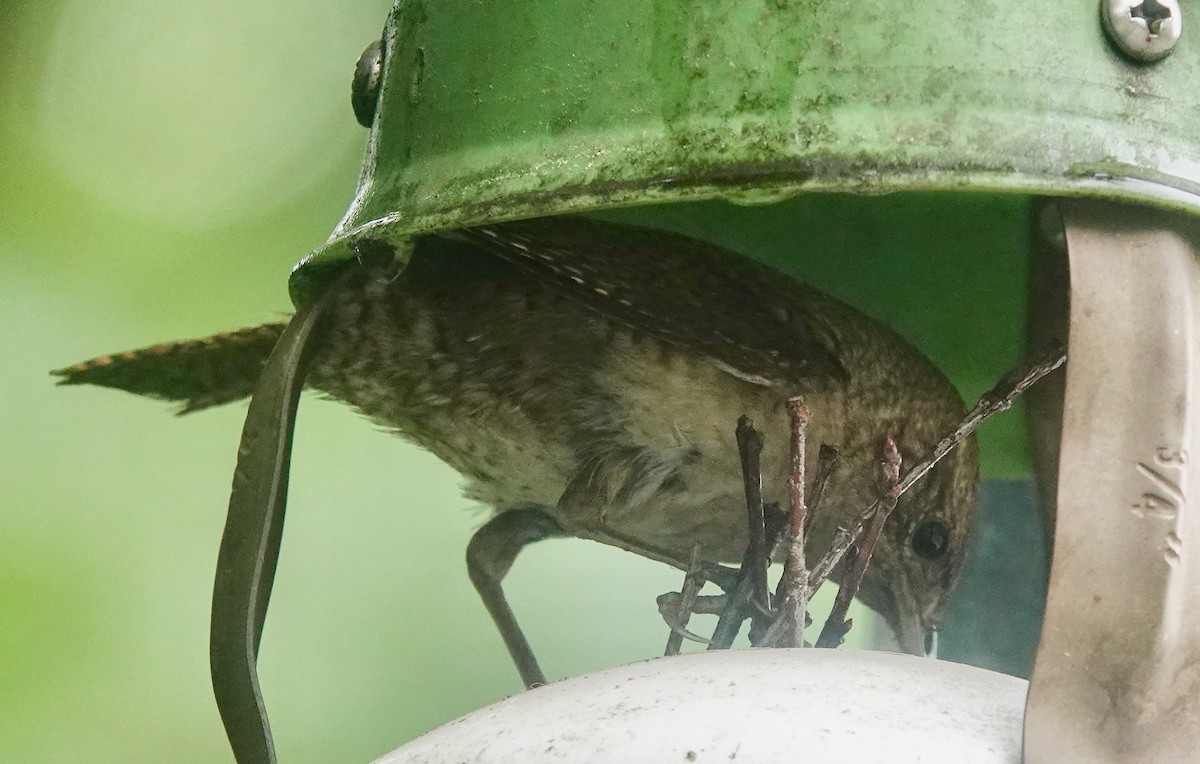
[769,445,837,579]
[663,544,707,656]
[807,526,853,594]
[816,436,901,648]
[805,445,840,537]
[771,398,811,648]
[897,346,1065,499]
[814,346,1067,597]
[758,441,840,647]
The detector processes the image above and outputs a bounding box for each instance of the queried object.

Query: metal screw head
[1102,0,1182,63]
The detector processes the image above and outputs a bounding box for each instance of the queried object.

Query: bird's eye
[351,39,384,128]
[911,519,950,559]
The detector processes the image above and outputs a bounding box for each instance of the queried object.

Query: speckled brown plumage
[55,323,286,414]
[56,216,978,653]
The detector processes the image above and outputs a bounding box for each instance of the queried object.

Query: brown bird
[54,216,978,685]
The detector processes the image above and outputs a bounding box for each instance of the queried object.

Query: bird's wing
[450,216,845,386]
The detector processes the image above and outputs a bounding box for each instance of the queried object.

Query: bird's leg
[466,508,567,688]
[556,464,740,591]
[660,544,709,655]
[735,417,771,619]
[710,418,786,650]
[707,559,756,650]
[568,524,739,592]
[704,507,787,649]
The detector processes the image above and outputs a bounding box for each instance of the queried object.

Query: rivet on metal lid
[351,39,385,127]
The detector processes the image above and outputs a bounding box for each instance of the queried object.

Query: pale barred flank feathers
[52,322,287,414]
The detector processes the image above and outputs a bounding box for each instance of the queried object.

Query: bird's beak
[884,582,937,657]
[849,565,940,657]
[889,605,927,656]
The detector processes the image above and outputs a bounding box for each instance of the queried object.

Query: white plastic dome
[375,650,1026,764]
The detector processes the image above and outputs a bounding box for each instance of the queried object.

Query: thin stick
[897,346,1065,499]
[814,346,1067,595]
[804,444,840,537]
[735,417,770,613]
[758,442,841,647]
[807,527,853,594]
[773,398,811,648]
[664,544,707,656]
[816,436,901,648]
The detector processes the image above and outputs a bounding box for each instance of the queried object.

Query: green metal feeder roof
[291,0,1200,300]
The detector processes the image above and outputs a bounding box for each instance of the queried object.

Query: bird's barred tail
[52,322,288,414]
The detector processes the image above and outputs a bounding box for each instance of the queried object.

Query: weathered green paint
[292,0,1200,302]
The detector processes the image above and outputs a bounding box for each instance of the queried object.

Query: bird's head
[851,431,979,655]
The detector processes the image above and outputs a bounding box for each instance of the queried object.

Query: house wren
[56,216,979,684]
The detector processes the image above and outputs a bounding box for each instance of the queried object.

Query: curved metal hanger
[1026,198,1200,763]
[209,264,354,764]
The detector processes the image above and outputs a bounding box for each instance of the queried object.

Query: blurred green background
[1,2,1030,762]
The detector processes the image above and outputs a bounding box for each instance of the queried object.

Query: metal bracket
[1025,199,1200,762]
[209,264,352,764]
